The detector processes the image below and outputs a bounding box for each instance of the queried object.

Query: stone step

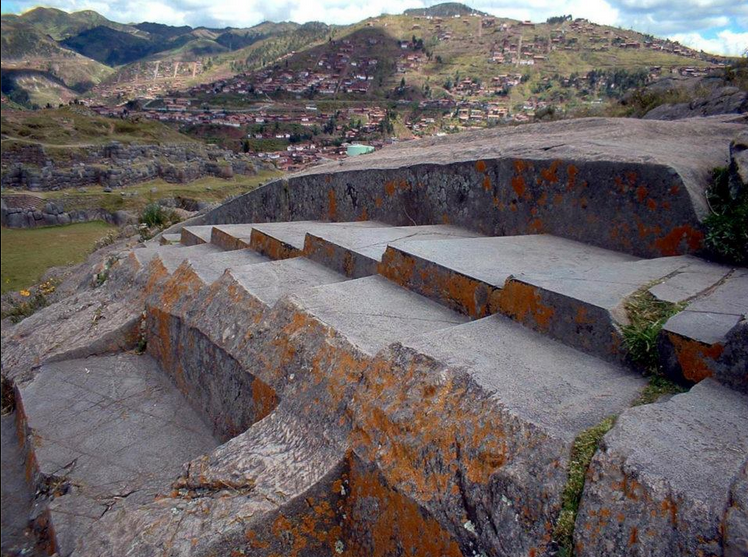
[576,379,748,557]
[229,256,350,308]
[154,242,224,274]
[305,223,481,278]
[247,220,392,260]
[659,268,748,391]
[158,233,181,245]
[286,274,469,357]
[379,234,637,318]
[77,405,463,556]
[176,248,270,285]
[208,221,390,257]
[350,313,646,554]
[14,353,219,556]
[210,223,257,250]
[145,257,352,413]
[500,255,734,365]
[179,224,214,246]
[130,243,184,270]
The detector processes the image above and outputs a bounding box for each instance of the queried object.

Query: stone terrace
[1,116,746,557]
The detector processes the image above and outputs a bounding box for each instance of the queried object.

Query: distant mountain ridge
[404,3,489,17]
[0,3,731,108]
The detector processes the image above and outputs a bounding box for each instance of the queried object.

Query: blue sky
[2,0,746,55]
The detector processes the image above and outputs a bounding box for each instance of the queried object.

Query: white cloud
[668,29,748,56]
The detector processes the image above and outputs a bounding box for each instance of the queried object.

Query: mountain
[61,26,158,66]
[0,3,733,109]
[1,10,307,106]
[404,3,489,17]
[11,6,143,40]
[134,22,193,40]
[92,21,331,101]
[1,17,114,100]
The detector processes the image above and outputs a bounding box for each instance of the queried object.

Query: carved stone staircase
[6,117,747,557]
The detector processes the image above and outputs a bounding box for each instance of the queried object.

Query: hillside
[404,3,489,17]
[0,17,114,100]
[0,106,194,145]
[0,9,317,106]
[191,9,724,116]
[93,21,332,101]
[0,3,734,110]
[1,68,79,107]
[13,6,142,40]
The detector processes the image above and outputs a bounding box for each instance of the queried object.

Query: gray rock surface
[207,117,744,258]
[16,354,218,556]
[643,87,748,120]
[2,412,42,556]
[576,379,748,557]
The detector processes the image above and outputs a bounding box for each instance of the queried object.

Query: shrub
[703,167,748,265]
[140,203,170,228]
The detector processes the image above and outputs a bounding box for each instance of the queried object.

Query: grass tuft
[553,415,617,557]
[631,375,686,407]
[621,287,684,374]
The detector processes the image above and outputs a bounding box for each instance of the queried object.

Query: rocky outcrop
[643,86,748,120]
[1,141,260,192]
[2,118,746,557]
[206,117,744,258]
[1,197,136,228]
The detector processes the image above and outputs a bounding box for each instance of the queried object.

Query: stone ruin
[0,141,260,193]
[2,116,747,557]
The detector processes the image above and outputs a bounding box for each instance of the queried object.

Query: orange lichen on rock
[250,229,302,260]
[498,280,555,330]
[342,459,463,557]
[541,160,560,184]
[328,188,338,220]
[380,249,499,318]
[567,164,578,191]
[251,378,278,423]
[384,181,396,197]
[379,248,416,286]
[654,226,704,256]
[511,170,527,197]
[528,218,544,233]
[666,333,723,383]
[475,160,487,173]
[483,175,492,191]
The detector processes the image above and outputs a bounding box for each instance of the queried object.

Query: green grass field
[1,221,115,293]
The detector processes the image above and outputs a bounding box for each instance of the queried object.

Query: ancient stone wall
[1,141,258,191]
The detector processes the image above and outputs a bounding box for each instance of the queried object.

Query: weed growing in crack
[622,288,684,374]
[553,415,617,557]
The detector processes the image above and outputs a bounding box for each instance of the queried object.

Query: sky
[2,0,746,56]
